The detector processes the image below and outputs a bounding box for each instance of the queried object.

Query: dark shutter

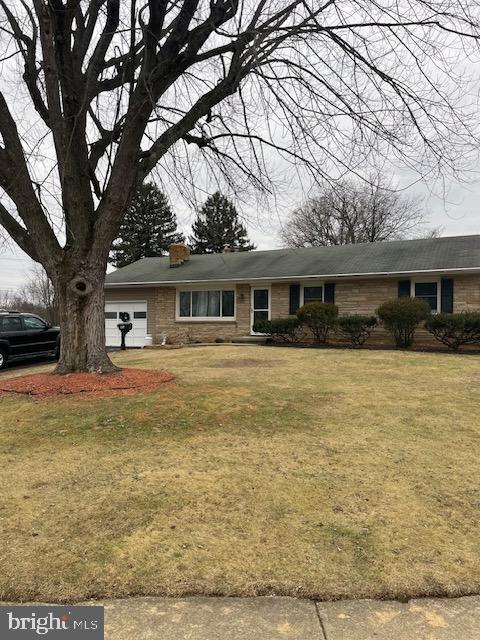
[441,278,454,313]
[398,280,411,297]
[289,284,301,314]
[324,282,335,303]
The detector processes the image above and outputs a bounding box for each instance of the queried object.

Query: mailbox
[117,311,133,350]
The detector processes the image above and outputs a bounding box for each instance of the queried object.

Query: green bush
[297,302,338,343]
[253,317,301,343]
[425,312,480,351]
[336,314,378,347]
[377,298,430,348]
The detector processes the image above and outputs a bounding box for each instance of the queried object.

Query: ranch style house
[104,235,480,347]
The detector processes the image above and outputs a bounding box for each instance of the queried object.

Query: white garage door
[105,301,148,348]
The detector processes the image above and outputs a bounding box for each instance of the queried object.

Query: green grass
[0,345,479,602]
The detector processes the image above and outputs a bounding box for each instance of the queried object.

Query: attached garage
[105,301,148,348]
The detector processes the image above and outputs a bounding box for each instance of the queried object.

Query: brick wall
[336,279,398,314]
[271,283,290,318]
[454,275,480,311]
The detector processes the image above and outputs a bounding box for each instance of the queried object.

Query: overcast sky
[2,1,480,296]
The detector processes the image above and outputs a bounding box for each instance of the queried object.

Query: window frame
[300,281,325,306]
[411,278,441,313]
[176,285,236,322]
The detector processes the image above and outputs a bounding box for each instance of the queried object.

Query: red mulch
[0,368,175,398]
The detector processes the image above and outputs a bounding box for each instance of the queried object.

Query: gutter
[104,266,480,287]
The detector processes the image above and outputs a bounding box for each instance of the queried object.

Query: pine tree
[189,192,256,254]
[110,183,184,268]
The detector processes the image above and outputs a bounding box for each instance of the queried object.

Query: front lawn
[0,346,479,602]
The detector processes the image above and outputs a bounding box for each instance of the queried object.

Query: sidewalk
[96,595,480,639]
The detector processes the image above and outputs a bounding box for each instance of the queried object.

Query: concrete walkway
[95,595,480,639]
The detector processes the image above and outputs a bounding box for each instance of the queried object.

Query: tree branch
[0,200,40,261]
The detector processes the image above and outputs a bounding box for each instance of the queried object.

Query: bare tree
[281,175,441,247]
[0,289,16,311]
[21,264,57,324]
[0,1,478,372]
[0,265,57,321]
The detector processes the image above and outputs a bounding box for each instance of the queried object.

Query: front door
[250,287,270,334]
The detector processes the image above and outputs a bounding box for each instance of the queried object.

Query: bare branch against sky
[0,0,479,372]
[281,172,442,247]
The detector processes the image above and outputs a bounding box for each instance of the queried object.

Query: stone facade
[453,275,480,312]
[105,274,480,346]
[149,284,251,344]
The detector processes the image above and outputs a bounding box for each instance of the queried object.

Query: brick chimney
[169,243,190,267]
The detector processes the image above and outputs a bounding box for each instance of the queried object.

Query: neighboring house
[104,235,480,347]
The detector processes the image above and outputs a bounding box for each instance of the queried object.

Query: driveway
[0,355,55,373]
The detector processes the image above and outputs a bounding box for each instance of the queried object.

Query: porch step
[231,336,268,344]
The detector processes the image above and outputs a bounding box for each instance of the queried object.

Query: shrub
[337,314,378,347]
[377,298,430,348]
[297,302,338,343]
[253,317,301,343]
[425,312,480,351]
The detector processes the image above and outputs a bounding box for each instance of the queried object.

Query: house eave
[104,266,480,288]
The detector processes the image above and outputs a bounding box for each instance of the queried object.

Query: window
[222,290,235,317]
[303,286,323,303]
[23,316,46,330]
[178,289,235,319]
[133,311,147,319]
[413,281,439,312]
[193,290,220,317]
[0,316,22,332]
[301,284,324,305]
[105,311,117,320]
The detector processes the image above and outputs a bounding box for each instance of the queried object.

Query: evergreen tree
[110,183,184,268]
[189,192,255,254]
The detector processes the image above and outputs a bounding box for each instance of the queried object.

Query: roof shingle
[105,235,480,285]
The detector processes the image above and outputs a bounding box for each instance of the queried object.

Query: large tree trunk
[53,263,118,374]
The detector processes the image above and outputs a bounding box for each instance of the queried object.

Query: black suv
[0,311,60,370]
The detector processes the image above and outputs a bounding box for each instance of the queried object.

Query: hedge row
[253,300,480,351]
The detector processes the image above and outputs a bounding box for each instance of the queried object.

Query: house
[104,235,480,347]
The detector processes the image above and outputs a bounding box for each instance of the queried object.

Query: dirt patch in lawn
[0,368,174,398]
[211,358,281,368]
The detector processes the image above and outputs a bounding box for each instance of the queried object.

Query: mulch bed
[0,368,174,398]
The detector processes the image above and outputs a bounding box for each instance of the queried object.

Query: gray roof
[105,235,480,285]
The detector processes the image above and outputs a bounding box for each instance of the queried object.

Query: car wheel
[54,341,61,360]
[0,348,8,370]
